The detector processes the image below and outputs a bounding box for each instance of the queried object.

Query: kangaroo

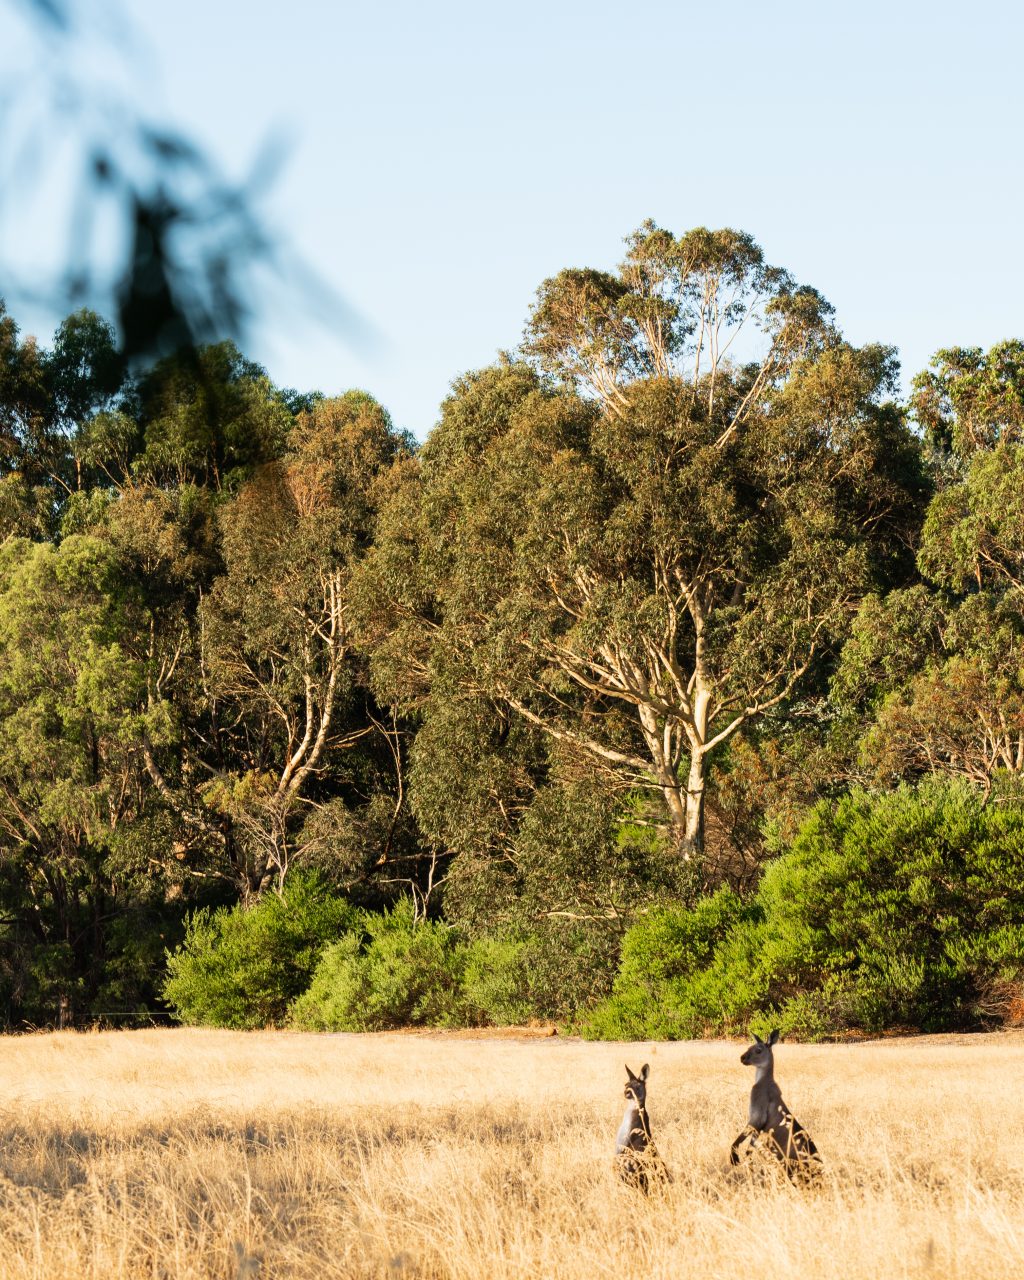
[730,1030,821,1181]
[614,1063,669,1192]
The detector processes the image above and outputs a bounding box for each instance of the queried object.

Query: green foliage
[911,340,1024,461]
[163,875,355,1029]
[189,389,418,899]
[289,899,470,1031]
[833,436,1024,791]
[584,888,747,1038]
[436,775,678,1023]
[461,933,538,1026]
[45,309,123,427]
[359,228,926,890]
[589,782,1024,1039]
[3,276,1024,1039]
[134,342,292,490]
[0,531,176,1025]
[467,925,622,1026]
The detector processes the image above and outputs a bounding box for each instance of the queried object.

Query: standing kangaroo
[730,1031,821,1181]
[615,1063,669,1191]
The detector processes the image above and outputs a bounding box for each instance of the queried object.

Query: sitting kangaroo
[614,1063,669,1192]
[730,1031,821,1181]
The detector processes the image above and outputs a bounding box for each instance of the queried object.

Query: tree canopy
[359,225,927,878]
[0,225,1020,1035]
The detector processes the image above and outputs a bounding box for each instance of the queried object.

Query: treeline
[3,223,1024,1036]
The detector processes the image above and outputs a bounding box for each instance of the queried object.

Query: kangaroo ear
[639,1064,650,1080]
[753,1033,764,1045]
[768,1029,780,1045]
[625,1064,636,1080]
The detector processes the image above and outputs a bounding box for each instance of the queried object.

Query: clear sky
[4,0,1023,438]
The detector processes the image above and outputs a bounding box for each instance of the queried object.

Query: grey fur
[614,1063,669,1192]
[730,1030,821,1181]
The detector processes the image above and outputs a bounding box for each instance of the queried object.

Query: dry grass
[0,1027,1020,1278]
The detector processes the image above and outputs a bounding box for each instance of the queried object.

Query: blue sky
[4,0,1023,438]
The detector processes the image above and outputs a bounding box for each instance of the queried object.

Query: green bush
[162,873,355,1029]
[461,933,536,1026]
[460,925,617,1026]
[760,779,1024,1033]
[588,781,1024,1040]
[289,899,471,1031]
[584,887,747,1038]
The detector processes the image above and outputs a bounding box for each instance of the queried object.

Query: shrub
[289,899,471,1031]
[163,873,355,1029]
[461,933,536,1026]
[588,780,1024,1040]
[440,778,684,1023]
[584,888,746,1038]
[758,778,1024,1033]
[460,925,616,1026]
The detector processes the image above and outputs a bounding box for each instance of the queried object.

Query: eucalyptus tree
[131,342,293,491]
[0,304,125,524]
[0,301,54,539]
[0,532,182,1023]
[156,391,415,899]
[0,301,48,477]
[912,339,1024,462]
[836,342,1024,790]
[360,224,925,869]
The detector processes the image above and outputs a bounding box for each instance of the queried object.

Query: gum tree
[181,393,410,898]
[836,342,1024,791]
[360,225,925,869]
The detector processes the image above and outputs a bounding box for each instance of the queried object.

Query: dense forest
[3,223,1024,1037]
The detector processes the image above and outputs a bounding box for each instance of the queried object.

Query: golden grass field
[0,1027,1020,1279]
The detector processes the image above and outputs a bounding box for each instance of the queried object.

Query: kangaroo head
[624,1063,649,1106]
[740,1029,779,1067]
